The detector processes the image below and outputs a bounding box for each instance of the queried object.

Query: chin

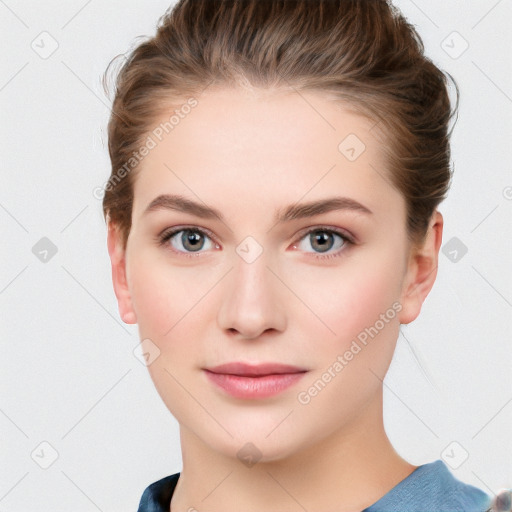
[200,426,309,467]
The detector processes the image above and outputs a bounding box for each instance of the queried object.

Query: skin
[107,86,443,512]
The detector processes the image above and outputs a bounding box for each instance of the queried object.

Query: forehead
[131,86,404,223]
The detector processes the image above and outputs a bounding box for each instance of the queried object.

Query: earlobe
[398,211,444,325]
[106,222,137,324]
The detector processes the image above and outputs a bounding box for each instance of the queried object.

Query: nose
[216,250,286,340]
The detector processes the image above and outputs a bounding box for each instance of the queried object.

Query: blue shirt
[137,459,492,511]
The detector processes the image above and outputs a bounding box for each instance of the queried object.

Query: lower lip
[204,370,307,399]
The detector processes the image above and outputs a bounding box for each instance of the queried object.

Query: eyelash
[156,225,355,261]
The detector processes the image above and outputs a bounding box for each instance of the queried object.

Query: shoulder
[424,460,492,510]
[364,460,492,512]
[137,472,180,512]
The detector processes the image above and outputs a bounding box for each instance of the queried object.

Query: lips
[204,361,307,377]
[203,362,308,399]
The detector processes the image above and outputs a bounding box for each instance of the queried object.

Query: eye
[292,226,354,260]
[157,226,219,258]
[157,225,354,260]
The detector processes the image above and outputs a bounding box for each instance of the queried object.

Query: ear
[106,221,137,324]
[398,211,443,325]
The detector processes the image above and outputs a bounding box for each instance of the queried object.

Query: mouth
[203,362,308,399]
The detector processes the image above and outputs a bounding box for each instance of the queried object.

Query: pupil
[183,230,203,251]
[312,231,332,253]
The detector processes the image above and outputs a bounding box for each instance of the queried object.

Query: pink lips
[203,362,308,399]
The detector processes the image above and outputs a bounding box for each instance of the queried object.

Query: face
[108,86,441,463]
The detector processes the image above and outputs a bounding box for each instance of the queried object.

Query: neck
[170,389,417,512]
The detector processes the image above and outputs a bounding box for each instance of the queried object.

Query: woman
[102,0,494,510]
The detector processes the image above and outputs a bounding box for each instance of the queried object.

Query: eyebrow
[143,193,373,223]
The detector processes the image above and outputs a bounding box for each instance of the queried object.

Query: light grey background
[1,0,511,510]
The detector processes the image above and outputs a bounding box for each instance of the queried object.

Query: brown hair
[102,0,459,251]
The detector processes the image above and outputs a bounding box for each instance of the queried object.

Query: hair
[102,0,459,252]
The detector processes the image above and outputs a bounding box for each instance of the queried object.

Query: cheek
[288,262,404,428]
[129,269,170,337]
[293,254,404,350]
[128,254,219,348]
[127,258,210,413]
[127,259,243,438]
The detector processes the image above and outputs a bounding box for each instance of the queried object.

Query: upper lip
[204,362,307,377]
